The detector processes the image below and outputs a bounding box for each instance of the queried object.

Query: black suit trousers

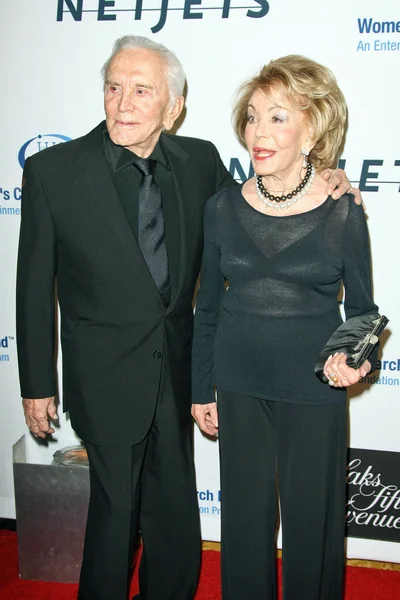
[78,355,201,600]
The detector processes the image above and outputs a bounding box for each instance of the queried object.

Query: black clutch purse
[315,313,389,384]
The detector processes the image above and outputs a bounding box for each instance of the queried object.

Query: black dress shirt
[102,126,179,295]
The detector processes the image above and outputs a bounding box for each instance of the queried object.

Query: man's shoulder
[162,132,216,154]
[26,122,103,169]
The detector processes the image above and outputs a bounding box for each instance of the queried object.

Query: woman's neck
[260,162,307,197]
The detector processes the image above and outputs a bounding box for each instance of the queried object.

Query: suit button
[153,350,162,359]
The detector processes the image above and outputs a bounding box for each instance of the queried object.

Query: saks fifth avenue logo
[18,134,71,169]
[56,0,270,34]
[346,449,400,543]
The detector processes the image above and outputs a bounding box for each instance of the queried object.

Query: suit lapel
[74,123,161,300]
[162,134,193,311]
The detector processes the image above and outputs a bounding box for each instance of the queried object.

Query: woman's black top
[191,188,378,405]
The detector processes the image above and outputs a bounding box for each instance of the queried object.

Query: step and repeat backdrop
[1,0,399,563]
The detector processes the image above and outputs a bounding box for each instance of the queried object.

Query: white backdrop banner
[1,0,399,563]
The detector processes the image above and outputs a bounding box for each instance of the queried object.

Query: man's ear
[164,96,185,131]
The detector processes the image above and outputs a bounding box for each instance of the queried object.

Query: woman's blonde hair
[233,55,348,171]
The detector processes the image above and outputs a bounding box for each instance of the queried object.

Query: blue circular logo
[18,134,72,168]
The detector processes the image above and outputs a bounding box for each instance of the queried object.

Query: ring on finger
[328,373,339,386]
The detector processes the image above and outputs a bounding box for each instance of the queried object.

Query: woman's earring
[301,148,309,169]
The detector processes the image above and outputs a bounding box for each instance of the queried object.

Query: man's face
[104,48,183,157]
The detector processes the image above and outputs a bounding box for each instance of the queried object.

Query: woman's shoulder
[336,192,366,216]
[330,193,368,237]
[331,192,362,216]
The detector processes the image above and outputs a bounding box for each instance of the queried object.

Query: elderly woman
[191,55,378,600]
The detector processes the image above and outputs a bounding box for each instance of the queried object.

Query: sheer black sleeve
[192,195,226,404]
[342,199,380,371]
[342,200,377,319]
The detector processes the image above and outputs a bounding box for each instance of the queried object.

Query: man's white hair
[101,35,186,106]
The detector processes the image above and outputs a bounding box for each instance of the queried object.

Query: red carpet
[1,531,399,599]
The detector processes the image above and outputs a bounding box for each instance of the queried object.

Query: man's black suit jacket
[16,122,235,446]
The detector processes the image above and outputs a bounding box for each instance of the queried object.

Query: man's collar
[102,125,170,172]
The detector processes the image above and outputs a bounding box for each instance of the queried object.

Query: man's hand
[22,397,58,439]
[321,168,364,208]
[323,353,371,388]
[191,402,218,437]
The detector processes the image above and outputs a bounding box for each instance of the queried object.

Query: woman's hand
[323,353,371,388]
[191,402,219,436]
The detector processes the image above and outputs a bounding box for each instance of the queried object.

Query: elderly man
[16,35,357,600]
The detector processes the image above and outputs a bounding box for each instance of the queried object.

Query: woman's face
[244,85,312,181]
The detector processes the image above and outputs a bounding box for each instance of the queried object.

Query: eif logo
[18,134,71,169]
[57,0,270,34]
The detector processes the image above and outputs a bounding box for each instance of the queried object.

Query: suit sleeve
[192,194,226,404]
[16,157,58,398]
[342,199,380,371]
[209,142,238,193]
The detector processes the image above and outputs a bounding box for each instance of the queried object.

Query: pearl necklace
[255,163,315,211]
